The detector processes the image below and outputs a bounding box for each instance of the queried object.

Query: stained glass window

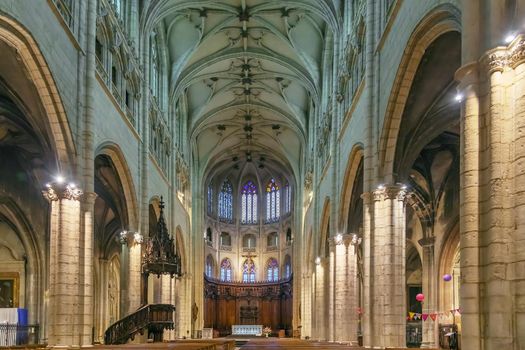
[284,255,292,278]
[207,184,213,215]
[266,258,279,282]
[242,258,256,282]
[220,258,232,282]
[241,181,258,224]
[218,180,233,222]
[284,182,291,214]
[205,255,214,278]
[265,178,280,222]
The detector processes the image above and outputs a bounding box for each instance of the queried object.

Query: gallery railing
[0,324,40,346]
[104,304,175,345]
[406,321,422,347]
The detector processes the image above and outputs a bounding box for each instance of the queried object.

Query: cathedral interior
[0,0,524,349]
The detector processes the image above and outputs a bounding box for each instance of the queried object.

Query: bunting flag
[422,314,429,321]
[409,312,415,320]
[408,309,462,321]
[429,313,437,321]
[456,308,462,314]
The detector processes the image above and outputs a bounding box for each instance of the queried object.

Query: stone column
[512,37,525,348]
[96,258,109,343]
[419,236,437,348]
[366,185,407,348]
[455,61,482,349]
[43,182,83,347]
[300,272,312,339]
[120,231,143,312]
[327,240,336,342]
[332,234,359,344]
[313,257,327,341]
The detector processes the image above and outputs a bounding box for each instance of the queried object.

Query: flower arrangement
[263,326,272,337]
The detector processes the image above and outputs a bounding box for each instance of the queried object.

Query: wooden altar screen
[203,275,292,336]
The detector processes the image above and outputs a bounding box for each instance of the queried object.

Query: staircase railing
[104,304,175,345]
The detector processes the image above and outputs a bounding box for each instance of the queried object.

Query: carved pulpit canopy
[142,197,181,277]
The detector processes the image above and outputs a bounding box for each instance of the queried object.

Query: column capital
[82,191,98,205]
[42,182,83,202]
[328,233,361,247]
[479,35,525,74]
[119,230,143,247]
[418,236,435,248]
[372,184,407,202]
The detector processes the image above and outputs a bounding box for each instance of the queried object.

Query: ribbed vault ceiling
[143,0,339,179]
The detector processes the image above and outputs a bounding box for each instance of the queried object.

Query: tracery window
[283,181,291,214]
[265,178,280,222]
[205,255,215,278]
[284,255,292,279]
[218,180,233,222]
[220,258,232,282]
[242,258,256,283]
[241,181,258,224]
[266,258,279,282]
[207,184,213,215]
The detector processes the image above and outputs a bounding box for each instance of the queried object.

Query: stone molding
[481,35,525,73]
[119,230,144,247]
[42,182,83,202]
[372,184,407,202]
[417,236,435,248]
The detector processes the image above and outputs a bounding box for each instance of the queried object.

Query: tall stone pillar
[332,234,359,344]
[327,240,336,342]
[512,38,525,348]
[313,258,327,341]
[419,237,437,348]
[96,258,109,343]
[119,231,143,313]
[456,61,482,349]
[300,272,312,339]
[43,182,83,347]
[457,32,525,349]
[364,185,407,348]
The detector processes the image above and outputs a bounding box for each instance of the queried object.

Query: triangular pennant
[456,308,462,314]
[430,313,437,321]
[409,312,415,320]
[414,313,421,320]
[422,313,429,321]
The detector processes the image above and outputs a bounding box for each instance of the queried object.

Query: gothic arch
[437,220,460,313]
[378,4,461,181]
[0,198,44,324]
[0,14,76,172]
[95,142,139,231]
[338,143,364,232]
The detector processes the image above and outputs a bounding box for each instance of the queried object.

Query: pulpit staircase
[104,303,175,345]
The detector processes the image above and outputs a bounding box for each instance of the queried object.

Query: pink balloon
[443,274,452,282]
[416,293,425,302]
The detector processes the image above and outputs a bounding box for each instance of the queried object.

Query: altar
[232,325,262,336]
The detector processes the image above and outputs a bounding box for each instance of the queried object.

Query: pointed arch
[378,4,461,181]
[175,226,187,274]
[0,15,76,172]
[339,144,364,232]
[265,178,280,223]
[218,178,233,222]
[95,142,139,231]
[219,258,232,282]
[266,257,279,282]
